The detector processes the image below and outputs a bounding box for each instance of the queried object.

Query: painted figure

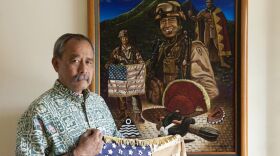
[147,1,219,105]
[195,0,232,68]
[106,30,145,123]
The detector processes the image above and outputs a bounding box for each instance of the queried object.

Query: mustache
[74,74,90,82]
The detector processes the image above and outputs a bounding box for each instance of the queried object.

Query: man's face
[160,17,180,38]
[120,36,128,46]
[52,39,94,94]
[206,2,213,9]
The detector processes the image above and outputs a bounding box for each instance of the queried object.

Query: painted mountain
[100,0,235,99]
[99,0,201,97]
[100,0,197,63]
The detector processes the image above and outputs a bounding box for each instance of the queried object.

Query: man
[147,1,218,103]
[195,0,232,68]
[16,33,121,156]
[106,30,145,123]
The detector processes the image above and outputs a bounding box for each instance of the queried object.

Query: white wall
[1,0,280,155]
[249,0,280,155]
[0,0,87,155]
[248,0,267,155]
[265,0,280,155]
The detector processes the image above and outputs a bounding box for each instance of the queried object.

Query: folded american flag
[108,64,146,97]
[97,135,186,156]
[98,142,152,156]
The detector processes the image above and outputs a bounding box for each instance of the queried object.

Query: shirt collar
[53,80,90,103]
[207,6,216,12]
[121,45,131,50]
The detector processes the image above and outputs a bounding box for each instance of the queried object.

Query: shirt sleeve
[16,113,49,156]
[105,47,119,68]
[190,41,219,99]
[135,48,144,64]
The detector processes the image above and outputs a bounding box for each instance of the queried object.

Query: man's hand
[73,129,104,156]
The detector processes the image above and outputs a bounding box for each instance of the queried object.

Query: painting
[88,0,247,155]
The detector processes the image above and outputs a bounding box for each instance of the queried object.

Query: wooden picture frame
[88,0,247,155]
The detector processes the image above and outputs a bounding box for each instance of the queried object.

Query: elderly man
[16,33,121,156]
[147,1,219,104]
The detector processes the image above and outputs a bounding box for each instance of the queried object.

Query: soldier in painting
[106,30,145,123]
[147,1,219,104]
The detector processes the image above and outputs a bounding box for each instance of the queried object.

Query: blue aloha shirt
[16,80,122,156]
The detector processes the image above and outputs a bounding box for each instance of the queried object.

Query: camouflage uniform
[147,1,218,104]
[106,30,145,123]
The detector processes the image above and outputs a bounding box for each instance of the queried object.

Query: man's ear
[52,57,59,72]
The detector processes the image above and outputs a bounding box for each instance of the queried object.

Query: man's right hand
[73,129,104,156]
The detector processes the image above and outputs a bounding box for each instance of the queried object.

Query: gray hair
[53,33,94,58]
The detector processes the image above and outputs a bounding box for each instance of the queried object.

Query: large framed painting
[88,0,247,155]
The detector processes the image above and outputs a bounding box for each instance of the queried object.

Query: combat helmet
[206,0,214,3]
[118,29,128,38]
[155,1,186,21]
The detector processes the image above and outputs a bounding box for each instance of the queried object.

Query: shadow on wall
[0,111,22,155]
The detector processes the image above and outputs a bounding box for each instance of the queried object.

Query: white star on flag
[112,143,117,148]
[121,144,126,148]
[108,149,113,154]
[118,149,123,154]
[129,150,133,155]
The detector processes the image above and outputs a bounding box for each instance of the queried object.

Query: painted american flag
[108,64,146,97]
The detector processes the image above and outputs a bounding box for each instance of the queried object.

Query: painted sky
[100,0,235,22]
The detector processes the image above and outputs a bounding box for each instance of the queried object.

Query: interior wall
[249,0,280,155]
[266,0,280,156]
[248,0,268,155]
[0,0,87,155]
